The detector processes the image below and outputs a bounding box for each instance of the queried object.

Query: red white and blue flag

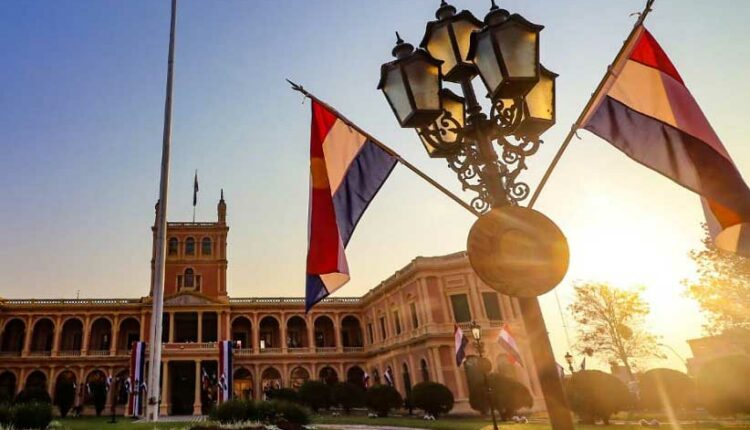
[582,26,750,256]
[306,100,397,310]
[128,341,146,417]
[218,340,233,403]
[497,323,523,367]
[454,324,469,367]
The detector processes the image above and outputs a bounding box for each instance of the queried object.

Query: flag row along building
[0,195,543,415]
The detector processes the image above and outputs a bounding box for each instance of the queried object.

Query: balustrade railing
[259,347,282,354]
[88,350,110,356]
[59,350,82,357]
[0,351,22,357]
[315,347,337,354]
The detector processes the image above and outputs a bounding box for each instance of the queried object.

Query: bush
[54,380,76,418]
[411,382,454,418]
[271,400,310,425]
[14,387,51,405]
[638,368,695,412]
[366,385,402,417]
[565,370,631,424]
[331,382,365,414]
[0,403,11,428]
[267,388,299,404]
[697,355,750,416]
[489,374,533,420]
[208,398,250,423]
[255,399,277,422]
[298,380,331,412]
[12,402,53,430]
[90,382,108,417]
[465,357,492,414]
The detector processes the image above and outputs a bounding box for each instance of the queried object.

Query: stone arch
[117,317,140,351]
[30,318,55,353]
[0,371,17,403]
[260,367,282,397]
[258,316,280,350]
[231,316,252,349]
[286,316,308,349]
[60,318,84,353]
[25,369,48,391]
[341,315,363,348]
[289,366,310,390]
[233,367,253,400]
[0,318,26,354]
[318,366,338,385]
[89,318,112,352]
[84,369,107,405]
[313,315,336,348]
[346,365,366,389]
[54,370,77,410]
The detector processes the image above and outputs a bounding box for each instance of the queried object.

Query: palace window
[201,237,212,255]
[185,237,195,255]
[410,302,419,329]
[450,294,472,323]
[184,268,195,288]
[367,323,374,344]
[179,268,201,290]
[393,310,402,335]
[482,292,503,321]
[168,237,178,256]
[379,316,387,340]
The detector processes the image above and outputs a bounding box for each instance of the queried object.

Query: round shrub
[298,380,331,412]
[488,374,533,420]
[0,403,11,428]
[331,382,365,414]
[12,402,53,430]
[54,380,76,418]
[256,399,278,422]
[208,398,250,423]
[90,382,108,416]
[268,388,299,404]
[697,355,750,416]
[272,400,311,425]
[411,382,454,418]
[565,370,631,424]
[14,387,51,404]
[638,368,695,412]
[366,385,402,417]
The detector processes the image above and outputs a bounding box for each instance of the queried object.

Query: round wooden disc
[467,206,569,297]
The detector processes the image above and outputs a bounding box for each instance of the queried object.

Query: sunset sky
[1,0,748,372]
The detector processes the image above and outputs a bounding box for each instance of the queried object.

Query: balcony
[29,351,52,357]
[88,350,111,356]
[0,351,21,357]
[315,347,337,354]
[259,347,282,354]
[287,347,311,354]
[343,346,364,353]
[59,350,82,357]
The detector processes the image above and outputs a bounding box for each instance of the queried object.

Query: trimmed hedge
[411,382,454,417]
[14,387,51,405]
[489,374,533,420]
[10,401,54,430]
[565,370,631,425]
[267,388,299,404]
[208,398,309,426]
[366,385,402,417]
[331,382,365,414]
[298,380,331,412]
[638,368,695,412]
[697,355,750,416]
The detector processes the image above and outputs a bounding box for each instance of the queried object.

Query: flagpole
[527,0,656,209]
[287,80,481,218]
[147,0,177,421]
[193,169,197,223]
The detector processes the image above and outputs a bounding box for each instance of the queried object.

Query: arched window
[420,359,430,382]
[184,268,195,289]
[201,237,212,255]
[168,238,178,255]
[185,238,195,255]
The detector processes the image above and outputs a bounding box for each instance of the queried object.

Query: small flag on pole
[218,340,233,403]
[384,367,394,386]
[305,100,397,311]
[193,170,199,207]
[454,324,469,367]
[581,26,750,256]
[497,323,524,367]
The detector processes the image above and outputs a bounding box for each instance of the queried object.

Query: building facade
[686,328,750,376]
[0,195,543,415]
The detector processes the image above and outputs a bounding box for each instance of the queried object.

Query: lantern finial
[484,1,509,25]
[435,1,457,19]
[392,32,414,58]
[490,0,498,10]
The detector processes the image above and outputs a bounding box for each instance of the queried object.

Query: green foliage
[90,382,108,416]
[14,387,52,405]
[55,379,76,418]
[331,382,365,414]
[697,355,750,416]
[488,374,533,420]
[0,403,11,428]
[271,400,310,425]
[565,370,631,424]
[208,398,251,423]
[464,358,490,414]
[411,382,454,417]
[11,402,54,430]
[366,384,402,417]
[638,368,695,411]
[569,282,663,373]
[297,380,331,412]
[267,388,299,404]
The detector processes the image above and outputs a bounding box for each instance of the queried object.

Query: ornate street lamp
[469,321,499,430]
[378,2,573,429]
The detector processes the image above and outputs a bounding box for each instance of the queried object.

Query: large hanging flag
[128,341,146,417]
[306,100,397,310]
[454,324,469,367]
[581,26,750,256]
[218,340,233,403]
[497,323,523,367]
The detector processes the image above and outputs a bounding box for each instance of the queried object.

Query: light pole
[470,321,499,430]
[378,2,572,429]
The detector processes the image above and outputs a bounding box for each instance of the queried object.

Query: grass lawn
[57,417,200,429]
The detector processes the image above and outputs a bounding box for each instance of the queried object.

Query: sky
[1,0,749,372]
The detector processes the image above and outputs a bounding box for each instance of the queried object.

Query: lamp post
[470,321,499,430]
[378,2,572,429]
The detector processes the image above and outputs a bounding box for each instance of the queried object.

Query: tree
[54,379,76,418]
[91,382,107,416]
[297,381,331,412]
[267,388,299,404]
[489,374,533,420]
[565,370,631,425]
[411,382,454,418]
[696,355,750,416]
[569,282,663,375]
[331,382,365,414]
[684,225,750,333]
[365,385,402,417]
[638,368,695,412]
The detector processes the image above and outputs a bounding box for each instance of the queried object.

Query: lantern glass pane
[525,71,553,121]
[383,67,412,124]
[495,23,537,79]
[473,33,503,94]
[453,19,478,63]
[426,25,456,76]
[442,96,465,134]
[405,61,441,112]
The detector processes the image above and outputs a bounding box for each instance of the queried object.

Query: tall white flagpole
[147,0,177,421]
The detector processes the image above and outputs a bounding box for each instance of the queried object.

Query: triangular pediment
[162,291,223,306]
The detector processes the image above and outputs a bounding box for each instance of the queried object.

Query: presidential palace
[0,195,543,415]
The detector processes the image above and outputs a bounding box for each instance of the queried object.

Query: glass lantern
[420,1,483,83]
[515,66,557,137]
[418,88,465,158]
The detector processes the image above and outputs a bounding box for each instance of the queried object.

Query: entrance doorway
[169,362,195,415]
